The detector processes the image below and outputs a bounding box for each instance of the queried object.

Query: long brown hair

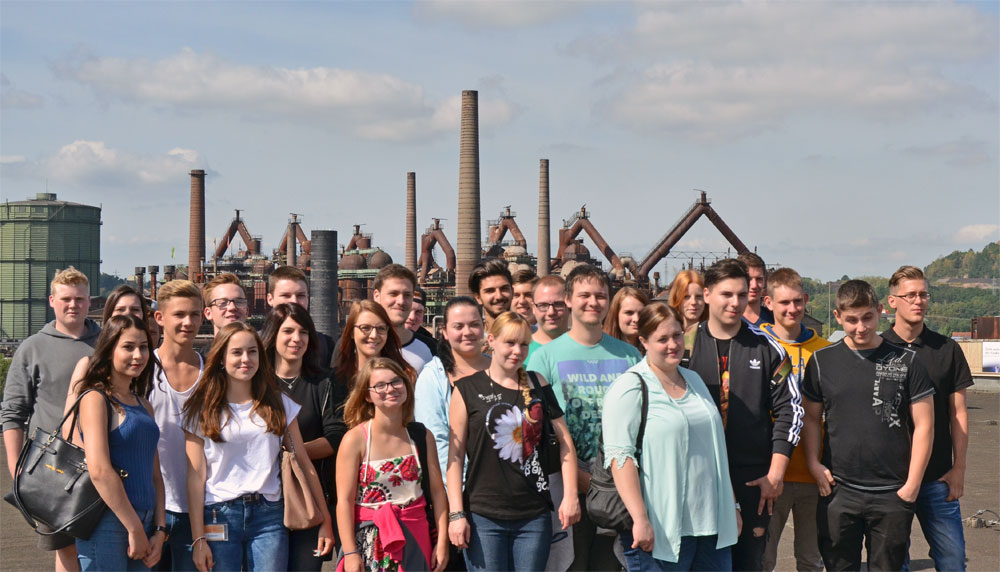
[78,315,159,409]
[604,287,650,349]
[333,300,414,389]
[182,322,286,442]
[261,303,322,378]
[102,285,150,325]
[343,357,415,428]
[487,311,533,408]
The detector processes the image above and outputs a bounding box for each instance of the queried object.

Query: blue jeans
[158,510,197,572]
[204,496,287,571]
[464,511,552,572]
[619,531,731,572]
[906,480,966,572]
[77,508,153,571]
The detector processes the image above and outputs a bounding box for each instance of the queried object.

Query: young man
[202,272,247,335]
[1,267,100,572]
[528,264,642,572]
[738,251,774,327]
[405,287,438,354]
[687,258,799,571]
[882,266,972,571]
[372,264,434,372]
[802,279,935,571]
[265,265,335,368]
[511,268,538,326]
[527,274,570,361]
[760,268,829,572]
[469,258,513,331]
[149,280,205,571]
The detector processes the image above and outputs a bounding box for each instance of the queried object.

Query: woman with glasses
[333,300,415,392]
[261,303,348,572]
[335,357,449,572]
[605,287,651,353]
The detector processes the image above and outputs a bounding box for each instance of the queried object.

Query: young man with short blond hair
[882,265,972,571]
[1,266,100,571]
[802,279,935,571]
[202,272,247,335]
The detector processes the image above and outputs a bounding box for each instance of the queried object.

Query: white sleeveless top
[149,349,204,513]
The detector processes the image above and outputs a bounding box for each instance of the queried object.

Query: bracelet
[343,550,358,557]
[734,502,742,512]
[448,511,467,522]
[188,536,207,551]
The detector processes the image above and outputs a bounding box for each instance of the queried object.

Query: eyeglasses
[369,378,406,394]
[533,301,567,313]
[892,292,930,304]
[210,297,248,309]
[355,324,389,337]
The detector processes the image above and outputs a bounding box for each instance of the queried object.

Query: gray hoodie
[1,319,102,437]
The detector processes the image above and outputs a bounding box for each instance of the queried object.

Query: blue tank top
[108,400,161,511]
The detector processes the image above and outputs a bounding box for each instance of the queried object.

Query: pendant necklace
[277,374,299,391]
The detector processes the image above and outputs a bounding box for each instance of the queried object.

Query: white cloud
[1,74,43,109]
[53,48,517,141]
[580,2,997,141]
[4,140,205,187]
[0,155,27,164]
[954,224,1000,244]
[416,0,585,28]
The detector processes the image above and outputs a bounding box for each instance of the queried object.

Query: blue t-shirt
[527,333,641,462]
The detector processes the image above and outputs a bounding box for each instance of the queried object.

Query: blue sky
[2,1,997,281]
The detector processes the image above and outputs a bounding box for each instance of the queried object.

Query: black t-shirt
[802,340,935,491]
[715,338,733,426]
[881,326,975,482]
[280,372,348,501]
[455,370,564,520]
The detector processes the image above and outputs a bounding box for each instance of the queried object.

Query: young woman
[71,314,166,571]
[413,296,491,481]
[667,270,708,367]
[447,312,580,572]
[183,323,334,572]
[602,303,739,571]
[604,287,650,352]
[262,303,347,572]
[335,357,449,572]
[333,300,415,390]
[102,285,149,324]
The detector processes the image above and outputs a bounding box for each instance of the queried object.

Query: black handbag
[585,373,648,532]
[526,371,561,476]
[4,389,127,539]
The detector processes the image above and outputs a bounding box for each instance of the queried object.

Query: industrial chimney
[134,267,145,294]
[164,265,176,283]
[537,159,550,276]
[189,170,206,282]
[456,90,481,297]
[310,230,338,341]
[147,265,159,300]
[406,172,417,273]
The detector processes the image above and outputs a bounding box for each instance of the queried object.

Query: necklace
[277,374,300,391]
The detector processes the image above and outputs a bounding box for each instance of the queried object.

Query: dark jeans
[817,484,915,571]
[905,480,967,572]
[154,510,196,572]
[287,525,328,572]
[464,511,552,571]
[619,530,731,571]
[731,465,770,571]
[569,494,622,572]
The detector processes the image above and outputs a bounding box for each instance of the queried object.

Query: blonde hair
[157,280,203,308]
[50,266,89,293]
[889,266,926,291]
[203,273,243,306]
[343,357,415,428]
[488,312,533,408]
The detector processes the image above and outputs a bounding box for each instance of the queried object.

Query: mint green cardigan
[602,359,738,563]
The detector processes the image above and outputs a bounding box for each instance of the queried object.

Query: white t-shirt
[401,334,434,373]
[149,350,204,513]
[194,394,301,504]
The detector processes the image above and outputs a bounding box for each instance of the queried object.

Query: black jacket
[688,321,802,469]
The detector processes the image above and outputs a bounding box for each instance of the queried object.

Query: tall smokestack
[189,170,206,282]
[287,218,297,267]
[405,172,417,273]
[310,230,338,341]
[537,159,551,276]
[134,267,145,293]
[456,90,481,297]
[164,265,176,283]
[147,265,159,300]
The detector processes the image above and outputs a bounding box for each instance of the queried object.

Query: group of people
[0,251,972,572]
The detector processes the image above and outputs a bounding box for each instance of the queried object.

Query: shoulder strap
[64,389,115,443]
[633,372,649,466]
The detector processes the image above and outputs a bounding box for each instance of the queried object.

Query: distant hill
[925,242,999,282]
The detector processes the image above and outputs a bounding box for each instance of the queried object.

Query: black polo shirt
[882,325,974,482]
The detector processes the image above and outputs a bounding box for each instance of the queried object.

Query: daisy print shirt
[455,370,563,521]
[356,421,423,508]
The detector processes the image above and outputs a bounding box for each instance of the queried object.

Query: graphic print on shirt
[555,358,631,460]
[486,398,547,493]
[718,355,730,427]
[873,352,907,428]
[357,455,421,505]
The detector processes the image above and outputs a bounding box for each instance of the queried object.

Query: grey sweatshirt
[1,319,101,437]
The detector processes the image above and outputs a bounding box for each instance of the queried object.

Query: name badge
[204,524,228,542]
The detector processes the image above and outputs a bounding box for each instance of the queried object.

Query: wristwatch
[152,525,170,541]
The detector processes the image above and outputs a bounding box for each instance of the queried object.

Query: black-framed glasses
[533,301,567,313]
[892,292,930,303]
[355,324,389,336]
[369,378,406,394]
[209,297,248,309]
